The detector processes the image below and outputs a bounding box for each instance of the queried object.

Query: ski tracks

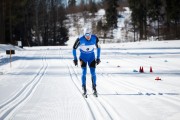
[97,66,180,110]
[0,51,48,120]
[67,63,121,120]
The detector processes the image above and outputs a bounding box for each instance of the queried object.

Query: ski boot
[92,85,98,97]
[82,85,87,98]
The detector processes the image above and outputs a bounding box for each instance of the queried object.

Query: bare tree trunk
[51,0,57,45]
[144,0,147,40]
[9,0,13,44]
[0,0,6,43]
[35,0,40,45]
[139,19,143,40]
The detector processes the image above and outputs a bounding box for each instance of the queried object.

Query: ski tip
[82,93,88,98]
[93,93,98,97]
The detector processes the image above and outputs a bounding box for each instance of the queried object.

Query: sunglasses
[85,33,91,36]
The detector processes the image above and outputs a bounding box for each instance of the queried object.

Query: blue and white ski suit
[72,34,101,86]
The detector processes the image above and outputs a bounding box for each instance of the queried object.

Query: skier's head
[84,27,91,40]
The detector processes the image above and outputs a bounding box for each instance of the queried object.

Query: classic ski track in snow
[96,58,180,111]
[0,41,180,120]
[67,62,121,120]
[67,64,96,119]
[100,66,180,100]
[0,51,49,120]
[65,46,180,120]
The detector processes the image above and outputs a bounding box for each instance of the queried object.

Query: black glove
[73,60,78,66]
[96,59,101,65]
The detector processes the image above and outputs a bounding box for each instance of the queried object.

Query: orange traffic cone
[139,66,142,73]
[141,66,144,73]
[139,66,144,73]
[155,77,161,80]
[150,66,153,73]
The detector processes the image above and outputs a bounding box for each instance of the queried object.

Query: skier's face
[85,33,91,40]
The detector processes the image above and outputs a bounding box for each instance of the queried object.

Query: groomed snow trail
[0,41,180,120]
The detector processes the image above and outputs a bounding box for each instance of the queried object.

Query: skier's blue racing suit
[72,34,101,87]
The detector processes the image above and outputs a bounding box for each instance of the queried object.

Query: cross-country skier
[72,28,101,97]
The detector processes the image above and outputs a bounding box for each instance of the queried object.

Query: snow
[0,40,180,120]
[96,9,105,16]
[0,6,180,120]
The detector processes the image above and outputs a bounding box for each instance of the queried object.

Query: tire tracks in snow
[0,51,48,120]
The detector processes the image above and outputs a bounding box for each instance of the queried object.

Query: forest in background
[0,0,179,46]
[128,0,180,41]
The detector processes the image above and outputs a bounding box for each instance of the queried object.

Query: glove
[96,59,101,65]
[73,60,78,66]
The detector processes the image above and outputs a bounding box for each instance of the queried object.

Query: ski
[93,92,98,97]
[82,93,88,98]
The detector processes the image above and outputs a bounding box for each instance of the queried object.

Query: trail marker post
[6,50,15,67]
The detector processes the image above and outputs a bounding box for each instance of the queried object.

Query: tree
[165,0,180,39]
[38,0,48,46]
[128,0,180,40]
[24,0,37,46]
[128,0,148,41]
[57,26,69,45]
[0,0,6,43]
[105,0,118,29]
[89,0,98,16]
[68,0,76,7]
[5,0,28,45]
[57,3,69,45]
[147,0,163,40]
[0,0,68,46]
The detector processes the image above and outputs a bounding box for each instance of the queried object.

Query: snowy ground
[0,40,180,120]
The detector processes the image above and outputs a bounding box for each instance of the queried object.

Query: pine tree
[57,4,69,45]
[165,0,180,39]
[105,0,118,29]
[146,0,163,40]
[0,0,5,43]
[128,0,148,40]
